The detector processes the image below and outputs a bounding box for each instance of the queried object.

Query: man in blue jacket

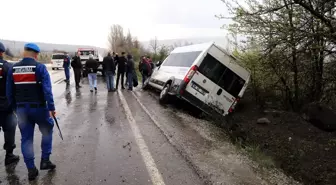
[6,43,57,181]
[0,42,20,166]
[63,52,70,84]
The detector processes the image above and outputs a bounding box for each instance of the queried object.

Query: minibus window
[199,54,245,97]
[162,51,201,67]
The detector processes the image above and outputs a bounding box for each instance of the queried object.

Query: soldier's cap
[24,43,40,53]
[0,42,5,52]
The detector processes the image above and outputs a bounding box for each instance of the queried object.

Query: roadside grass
[243,143,276,169]
[210,117,276,170]
[229,129,276,170]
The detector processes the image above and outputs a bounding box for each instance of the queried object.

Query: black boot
[5,153,20,166]
[28,167,39,181]
[40,159,56,170]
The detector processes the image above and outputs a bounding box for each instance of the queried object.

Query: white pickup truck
[77,48,103,77]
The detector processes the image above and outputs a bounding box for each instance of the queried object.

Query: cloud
[1,0,230,47]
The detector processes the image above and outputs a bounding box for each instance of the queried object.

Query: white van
[51,53,65,70]
[77,48,102,76]
[143,42,251,117]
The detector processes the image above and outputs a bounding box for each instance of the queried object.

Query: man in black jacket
[85,54,99,92]
[103,52,116,92]
[126,54,135,91]
[71,52,82,89]
[115,52,127,89]
[0,42,20,166]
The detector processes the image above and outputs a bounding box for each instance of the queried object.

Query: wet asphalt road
[0,72,203,185]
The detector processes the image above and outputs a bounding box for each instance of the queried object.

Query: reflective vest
[12,63,45,104]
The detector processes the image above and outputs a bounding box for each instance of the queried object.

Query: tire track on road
[118,90,166,185]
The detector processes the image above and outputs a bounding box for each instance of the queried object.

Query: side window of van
[198,54,226,84]
[199,54,245,97]
[162,51,201,67]
[218,68,245,97]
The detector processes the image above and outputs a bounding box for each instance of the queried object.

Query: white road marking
[118,90,166,185]
[131,91,163,132]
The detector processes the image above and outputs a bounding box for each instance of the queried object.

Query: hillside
[141,36,231,51]
[1,36,232,57]
[0,39,107,56]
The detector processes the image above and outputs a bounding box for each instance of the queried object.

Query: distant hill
[141,36,232,51]
[0,39,107,56]
[1,36,233,57]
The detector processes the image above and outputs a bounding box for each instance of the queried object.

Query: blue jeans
[16,106,54,169]
[127,72,133,90]
[88,73,97,90]
[142,73,148,86]
[105,71,115,91]
[64,67,70,81]
[0,110,17,151]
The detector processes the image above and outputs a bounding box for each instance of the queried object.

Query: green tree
[219,0,336,110]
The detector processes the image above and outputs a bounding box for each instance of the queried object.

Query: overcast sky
[1,0,230,48]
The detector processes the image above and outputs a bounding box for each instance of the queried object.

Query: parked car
[51,53,65,70]
[143,42,251,117]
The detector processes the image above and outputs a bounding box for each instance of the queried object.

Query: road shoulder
[132,90,301,185]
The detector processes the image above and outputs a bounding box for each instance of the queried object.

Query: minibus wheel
[159,83,170,104]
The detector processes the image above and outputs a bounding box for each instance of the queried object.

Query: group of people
[0,42,57,181]
[67,51,154,93]
[65,51,100,92]
[102,52,154,92]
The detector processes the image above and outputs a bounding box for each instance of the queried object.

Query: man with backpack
[139,56,152,87]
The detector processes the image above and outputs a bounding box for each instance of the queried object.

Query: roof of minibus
[170,42,213,53]
[170,42,251,81]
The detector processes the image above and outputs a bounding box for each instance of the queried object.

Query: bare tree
[107,24,125,53]
[125,29,133,52]
[149,37,159,59]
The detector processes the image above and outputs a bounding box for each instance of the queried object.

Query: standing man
[85,54,99,93]
[63,52,71,84]
[126,54,135,91]
[115,52,127,90]
[0,42,20,166]
[139,56,152,86]
[103,52,116,92]
[147,56,154,73]
[6,43,56,181]
[71,51,82,89]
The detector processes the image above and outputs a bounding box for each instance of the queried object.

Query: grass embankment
[220,88,336,185]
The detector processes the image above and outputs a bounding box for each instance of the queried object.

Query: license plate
[191,83,205,95]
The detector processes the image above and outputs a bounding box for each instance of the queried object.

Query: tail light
[183,65,198,83]
[180,65,198,95]
[228,98,240,113]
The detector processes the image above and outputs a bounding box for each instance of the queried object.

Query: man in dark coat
[103,52,116,92]
[71,51,82,89]
[115,52,127,89]
[126,54,135,91]
[139,56,152,86]
[0,42,20,168]
[85,54,99,92]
